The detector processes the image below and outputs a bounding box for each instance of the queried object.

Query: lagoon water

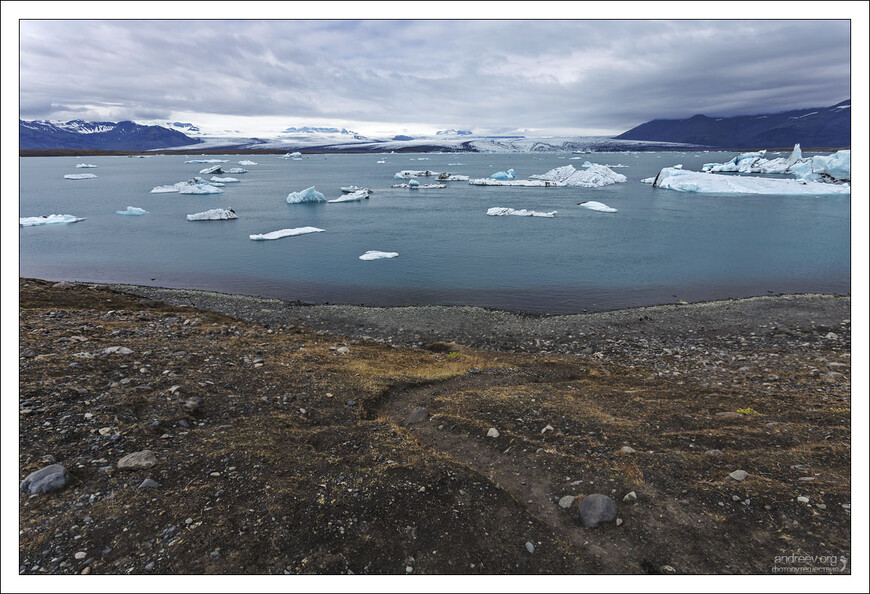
[19,151,850,313]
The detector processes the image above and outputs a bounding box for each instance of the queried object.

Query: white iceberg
[809,150,850,181]
[250,226,324,240]
[279,151,303,160]
[359,251,399,260]
[150,185,180,193]
[20,214,85,227]
[185,159,227,164]
[579,201,617,213]
[75,163,98,168]
[210,176,240,183]
[115,206,149,216]
[436,172,469,181]
[640,177,656,184]
[469,178,564,187]
[530,164,627,187]
[394,170,438,178]
[286,186,326,204]
[226,168,248,174]
[490,169,515,180]
[186,208,238,221]
[238,160,258,165]
[376,159,386,164]
[391,182,446,189]
[702,151,767,173]
[486,207,557,218]
[341,186,373,194]
[178,181,225,194]
[64,173,97,180]
[328,190,370,203]
[651,167,850,195]
[199,165,224,174]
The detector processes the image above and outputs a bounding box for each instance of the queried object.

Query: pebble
[487,428,500,438]
[728,470,748,482]
[541,424,554,434]
[81,566,91,575]
[74,551,86,560]
[19,464,70,494]
[815,503,827,510]
[577,494,617,528]
[117,450,157,470]
[797,496,809,504]
[622,491,637,503]
[102,346,133,355]
[525,541,535,554]
[336,346,350,355]
[558,495,575,509]
[139,479,161,489]
[618,446,636,454]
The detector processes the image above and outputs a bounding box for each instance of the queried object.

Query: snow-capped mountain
[20,119,201,150]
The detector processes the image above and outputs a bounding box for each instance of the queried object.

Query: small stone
[405,566,413,573]
[541,424,554,434]
[732,495,742,501]
[825,332,838,340]
[797,496,809,504]
[577,494,617,528]
[138,479,161,489]
[102,346,133,355]
[74,551,87,560]
[525,541,535,554]
[210,472,221,477]
[705,449,723,455]
[336,346,350,355]
[815,503,827,510]
[98,427,113,436]
[661,565,676,574]
[19,464,70,494]
[798,476,816,482]
[558,495,576,509]
[615,518,623,526]
[728,470,748,482]
[487,428,500,438]
[622,491,637,503]
[185,517,193,525]
[117,450,157,470]
[403,407,429,426]
[81,566,91,575]
[144,562,154,571]
[618,446,636,454]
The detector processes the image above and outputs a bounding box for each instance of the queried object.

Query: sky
[15,15,855,138]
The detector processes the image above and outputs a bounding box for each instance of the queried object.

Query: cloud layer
[19,20,851,135]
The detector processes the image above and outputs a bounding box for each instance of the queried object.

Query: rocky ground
[18,278,852,575]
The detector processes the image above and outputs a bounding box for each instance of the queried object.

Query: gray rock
[728,470,749,481]
[622,491,637,503]
[577,494,617,528]
[403,406,429,426]
[618,446,636,454]
[183,397,202,413]
[139,479,161,489]
[336,346,350,355]
[103,346,133,355]
[20,464,70,494]
[117,450,157,470]
[525,541,535,554]
[487,427,500,438]
[558,495,576,509]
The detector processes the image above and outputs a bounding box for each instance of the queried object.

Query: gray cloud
[18,19,852,134]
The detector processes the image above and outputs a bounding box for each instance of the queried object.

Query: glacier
[651,167,850,195]
[579,201,617,213]
[115,206,149,216]
[359,251,399,260]
[20,214,85,227]
[486,207,557,218]
[287,186,327,204]
[187,208,238,221]
[64,173,97,180]
[75,163,98,168]
[328,190,370,203]
[250,227,324,240]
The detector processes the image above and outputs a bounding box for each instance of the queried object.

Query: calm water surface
[19,151,850,313]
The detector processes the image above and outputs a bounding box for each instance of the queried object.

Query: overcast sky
[18,18,852,137]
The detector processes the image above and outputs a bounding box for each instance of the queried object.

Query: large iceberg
[20,214,85,227]
[250,226,324,240]
[75,163,98,168]
[187,208,238,221]
[279,152,303,160]
[490,169,516,180]
[578,201,617,213]
[64,173,97,180]
[486,207,557,218]
[115,206,149,216]
[359,251,399,260]
[651,167,850,195]
[809,150,850,182]
[328,190,370,203]
[287,186,326,204]
[469,178,564,187]
[199,165,224,174]
[530,164,627,187]
[700,145,850,182]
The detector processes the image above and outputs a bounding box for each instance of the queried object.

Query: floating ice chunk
[20,214,85,227]
[579,201,617,213]
[376,159,386,164]
[395,170,438,178]
[187,208,238,221]
[115,206,149,216]
[702,151,767,173]
[810,150,850,181]
[486,207,557,218]
[341,186,373,194]
[278,151,303,160]
[238,160,258,165]
[151,185,180,193]
[469,178,564,187]
[490,169,515,180]
[226,168,248,174]
[391,182,446,189]
[640,177,656,184]
[199,165,224,174]
[64,173,97,180]
[359,251,399,260]
[436,172,469,181]
[250,227,324,240]
[210,176,240,183]
[448,163,464,166]
[784,144,803,169]
[76,163,98,168]
[286,186,326,204]
[328,190,369,203]
[186,159,227,164]
[530,164,626,187]
[408,179,420,188]
[178,182,224,194]
[651,167,850,195]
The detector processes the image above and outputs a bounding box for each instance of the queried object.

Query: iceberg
[699,145,849,182]
[250,227,324,240]
[490,169,516,180]
[75,163,98,168]
[651,167,850,195]
[115,206,149,216]
[178,181,225,194]
[286,186,327,204]
[226,168,248,174]
[185,159,227,164]
[702,151,767,173]
[20,214,85,227]
[436,172,469,181]
[238,160,258,165]
[530,164,627,187]
[376,159,386,164]
[279,151,304,160]
[64,173,97,180]
[578,201,617,213]
[359,251,399,260]
[809,150,850,181]
[209,176,240,183]
[486,207,557,218]
[341,186,373,194]
[469,178,564,187]
[198,165,224,174]
[394,170,438,178]
[328,190,370,203]
[391,182,446,189]
[186,208,238,221]
[150,185,180,193]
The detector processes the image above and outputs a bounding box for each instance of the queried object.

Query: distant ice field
[19,151,850,313]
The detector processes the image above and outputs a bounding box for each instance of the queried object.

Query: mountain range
[19,119,201,150]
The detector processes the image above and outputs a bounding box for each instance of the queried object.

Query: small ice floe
[20,214,85,227]
[115,206,149,216]
[486,207,557,218]
[359,250,399,260]
[341,186,373,194]
[448,163,464,166]
[64,173,97,180]
[176,177,225,194]
[287,186,326,204]
[391,182,446,189]
[394,170,438,178]
[210,176,240,183]
[530,164,627,187]
[376,159,386,164]
[579,201,617,213]
[640,177,656,184]
[250,227,324,240]
[185,159,227,164]
[238,160,258,166]
[76,163,98,168]
[199,165,224,174]
[187,208,238,221]
[436,172,469,182]
[469,178,564,187]
[651,167,851,195]
[328,190,370,203]
[577,161,629,168]
[279,152,303,160]
[490,169,515,180]
[226,168,248,174]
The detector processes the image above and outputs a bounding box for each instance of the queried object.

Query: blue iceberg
[490,169,515,181]
[286,186,326,204]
